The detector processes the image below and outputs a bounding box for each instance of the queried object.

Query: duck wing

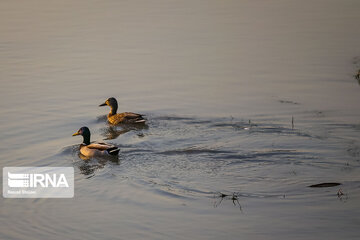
[123,112,146,123]
[80,142,119,157]
[108,112,146,124]
[86,142,113,150]
[122,112,143,119]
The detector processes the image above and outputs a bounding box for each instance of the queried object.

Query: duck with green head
[72,126,120,157]
[99,97,146,125]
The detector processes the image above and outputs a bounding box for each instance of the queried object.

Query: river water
[1,1,360,239]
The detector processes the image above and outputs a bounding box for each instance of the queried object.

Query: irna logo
[8,172,69,188]
[3,167,74,198]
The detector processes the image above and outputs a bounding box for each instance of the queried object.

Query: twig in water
[214,192,242,211]
[337,189,344,197]
[355,69,360,80]
[337,188,349,202]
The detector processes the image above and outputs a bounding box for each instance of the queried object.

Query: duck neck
[83,135,91,145]
[110,103,118,116]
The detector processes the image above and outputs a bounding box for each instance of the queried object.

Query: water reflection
[77,153,119,177]
[96,115,108,123]
[100,124,148,140]
[100,126,131,140]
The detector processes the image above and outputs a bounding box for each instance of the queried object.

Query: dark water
[1,1,360,239]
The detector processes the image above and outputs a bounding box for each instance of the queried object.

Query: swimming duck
[99,97,146,124]
[72,126,120,157]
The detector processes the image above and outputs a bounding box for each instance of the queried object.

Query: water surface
[1,1,360,239]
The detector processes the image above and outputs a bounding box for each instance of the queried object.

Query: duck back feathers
[108,112,146,125]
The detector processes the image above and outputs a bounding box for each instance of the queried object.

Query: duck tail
[106,147,120,156]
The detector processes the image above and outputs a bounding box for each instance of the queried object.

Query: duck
[99,97,146,125]
[72,126,120,157]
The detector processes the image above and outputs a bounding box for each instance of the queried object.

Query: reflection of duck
[99,97,146,124]
[101,124,149,140]
[78,161,104,177]
[101,126,131,140]
[72,126,120,157]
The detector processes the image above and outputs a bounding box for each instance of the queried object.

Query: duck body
[100,97,146,124]
[107,112,145,125]
[79,142,119,157]
[73,127,119,158]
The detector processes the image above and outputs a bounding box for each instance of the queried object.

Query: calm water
[1,1,360,239]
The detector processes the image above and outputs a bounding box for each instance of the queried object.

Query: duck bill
[72,132,80,136]
[99,102,107,107]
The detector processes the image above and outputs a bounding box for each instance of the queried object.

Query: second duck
[72,126,120,157]
[99,97,146,125]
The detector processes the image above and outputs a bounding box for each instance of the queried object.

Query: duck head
[99,97,118,115]
[72,126,91,145]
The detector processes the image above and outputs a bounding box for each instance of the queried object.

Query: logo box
[3,167,74,198]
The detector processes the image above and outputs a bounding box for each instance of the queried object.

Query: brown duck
[99,97,146,125]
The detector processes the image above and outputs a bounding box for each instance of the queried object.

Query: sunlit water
[1,1,360,239]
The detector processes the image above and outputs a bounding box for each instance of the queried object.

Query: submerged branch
[214,192,242,211]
